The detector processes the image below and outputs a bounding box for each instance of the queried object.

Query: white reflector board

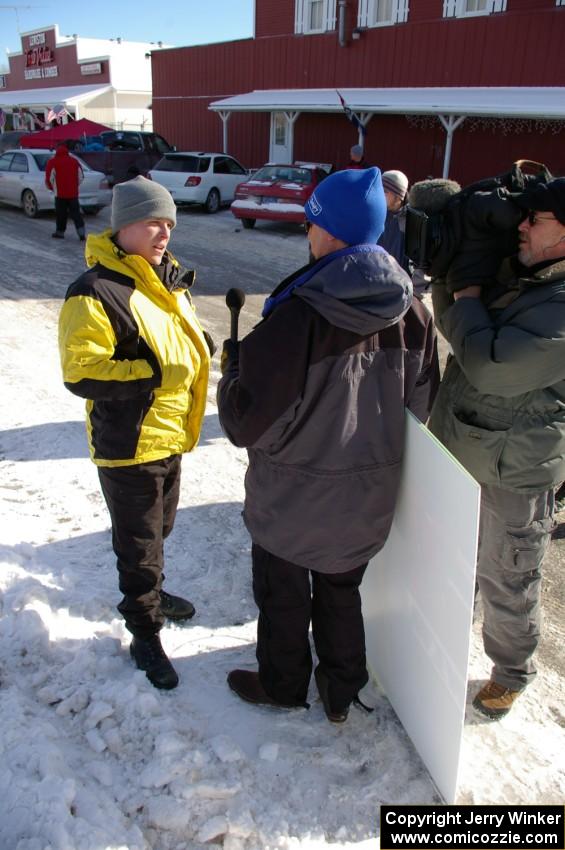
[362,410,480,804]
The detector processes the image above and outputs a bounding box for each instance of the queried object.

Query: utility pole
[0,5,44,33]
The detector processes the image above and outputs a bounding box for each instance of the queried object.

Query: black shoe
[160,590,195,621]
[130,635,179,690]
[227,669,307,710]
[314,667,349,723]
[52,232,64,239]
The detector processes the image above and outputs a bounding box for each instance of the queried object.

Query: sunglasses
[527,211,556,226]
[304,220,313,234]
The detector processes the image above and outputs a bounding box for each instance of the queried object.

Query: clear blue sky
[1,0,255,56]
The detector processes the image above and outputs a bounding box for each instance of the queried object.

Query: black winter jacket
[218,245,439,572]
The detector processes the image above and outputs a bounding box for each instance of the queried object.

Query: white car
[148,152,248,213]
[0,148,112,218]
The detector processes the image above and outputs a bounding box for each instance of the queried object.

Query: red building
[151,0,565,186]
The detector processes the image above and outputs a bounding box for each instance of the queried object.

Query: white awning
[0,84,112,109]
[209,87,565,120]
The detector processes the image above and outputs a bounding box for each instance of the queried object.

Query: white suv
[148,152,248,213]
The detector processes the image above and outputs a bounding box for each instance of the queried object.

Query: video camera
[404,160,553,289]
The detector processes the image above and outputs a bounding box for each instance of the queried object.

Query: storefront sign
[26,45,54,67]
[80,62,102,75]
[24,66,58,80]
[29,32,46,46]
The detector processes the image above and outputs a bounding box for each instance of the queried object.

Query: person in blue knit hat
[217,167,439,723]
[305,166,387,245]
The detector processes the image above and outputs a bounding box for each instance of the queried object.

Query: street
[1,199,563,683]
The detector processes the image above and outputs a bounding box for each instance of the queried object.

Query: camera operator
[427,176,565,720]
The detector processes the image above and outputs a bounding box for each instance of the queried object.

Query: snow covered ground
[0,207,564,850]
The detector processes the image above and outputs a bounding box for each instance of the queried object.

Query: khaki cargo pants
[477,484,555,691]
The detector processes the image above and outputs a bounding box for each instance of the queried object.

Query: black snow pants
[98,455,181,638]
[251,542,369,711]
[55,197,85,237]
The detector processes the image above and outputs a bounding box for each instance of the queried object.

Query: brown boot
[473,680,523,719]
[227,670,307,711]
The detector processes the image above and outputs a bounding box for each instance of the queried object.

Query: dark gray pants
[477,484,555,690]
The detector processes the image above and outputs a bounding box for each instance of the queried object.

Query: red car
[231,161,332,229]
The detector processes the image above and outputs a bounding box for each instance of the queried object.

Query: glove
[203,330,217,357]
[444,189,523,293]
[220,339,239,376]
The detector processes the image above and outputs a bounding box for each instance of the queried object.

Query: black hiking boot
[314,666,350,724]
[130,635,179,690]
[159,590,196,621]
[227,670,308,711]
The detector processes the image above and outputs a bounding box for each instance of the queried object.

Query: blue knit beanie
[305,167,386,245]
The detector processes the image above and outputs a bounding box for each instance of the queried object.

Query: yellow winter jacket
[58,230,210,466]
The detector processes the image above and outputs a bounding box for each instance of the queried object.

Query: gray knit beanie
[111,175,177,234]
[381,170,409,200]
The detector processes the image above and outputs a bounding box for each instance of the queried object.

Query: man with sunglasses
[428,177,565,719]
[217,167,439,723]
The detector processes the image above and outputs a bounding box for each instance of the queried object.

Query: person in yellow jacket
[59,176,211,689]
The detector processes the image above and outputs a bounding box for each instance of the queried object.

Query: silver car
[0,148,112,218]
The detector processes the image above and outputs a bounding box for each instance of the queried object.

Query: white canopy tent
[209,87,565,176]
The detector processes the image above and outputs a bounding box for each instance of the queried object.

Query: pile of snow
[0,291,564,850]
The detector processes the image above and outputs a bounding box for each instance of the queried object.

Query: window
[224,157,246,176]
[358,0,409,27]
[32,154,51,171]
[309,0,323,29]
[295,0,337,34]
[154,155,210,173]
[99,131,143,151]
[274,115,287,146]
[252,166,312,185]
[11,153,29,173]
[214,156,232,174]
[153,135,172,155]
[0,154,14,171]
[443,0,507,17]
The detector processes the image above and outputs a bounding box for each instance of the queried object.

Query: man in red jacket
[45,143,86,240]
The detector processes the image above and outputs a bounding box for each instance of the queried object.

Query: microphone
[226,288,246,342]
[407,178,462,215]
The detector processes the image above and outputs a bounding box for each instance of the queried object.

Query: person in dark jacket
[59,176,211,690]
[378,169,411,276]
[217,168,439,723]
[45,143,86,241]
[428,177,565,719]
[348,143,369,169]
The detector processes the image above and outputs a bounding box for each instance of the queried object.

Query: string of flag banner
[0,103,69,132]
[336,90,367,139]
[46,103,68,123]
